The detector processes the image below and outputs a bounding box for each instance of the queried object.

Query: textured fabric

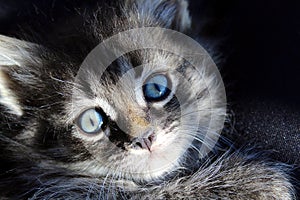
[234,99,300,164]
[232,99,300,196]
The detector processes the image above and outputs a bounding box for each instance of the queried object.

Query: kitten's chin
[132,150,184,181]
[127,136,193,181]
[122,132,192,181]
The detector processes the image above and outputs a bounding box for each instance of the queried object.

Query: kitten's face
[68,50,195,180]
[0,0,226,183]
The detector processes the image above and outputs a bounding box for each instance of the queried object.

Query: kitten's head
[0,0,225,182]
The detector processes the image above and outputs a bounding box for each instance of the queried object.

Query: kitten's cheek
[148,130,176,151]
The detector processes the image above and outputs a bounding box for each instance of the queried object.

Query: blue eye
[143,74,170,102]
[77,108,106,134]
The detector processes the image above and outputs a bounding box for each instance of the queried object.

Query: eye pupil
[78,108,105,134]
[143,74,170,102]
[89,118,95,127]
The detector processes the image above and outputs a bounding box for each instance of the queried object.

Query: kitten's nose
[131,132,155,151]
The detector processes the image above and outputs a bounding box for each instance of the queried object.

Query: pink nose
[131,132,156,151]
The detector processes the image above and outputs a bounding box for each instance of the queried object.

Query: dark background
[0,0,299,192]
[189,0,300,168]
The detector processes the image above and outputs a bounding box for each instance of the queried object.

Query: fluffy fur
[0,0,296,199]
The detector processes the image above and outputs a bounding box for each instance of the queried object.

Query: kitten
[0,0,296,199]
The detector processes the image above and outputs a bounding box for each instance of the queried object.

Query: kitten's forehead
[80,49,183,94]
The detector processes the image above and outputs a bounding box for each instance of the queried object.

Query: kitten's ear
[125,0,191,32]
[0,35,40,116]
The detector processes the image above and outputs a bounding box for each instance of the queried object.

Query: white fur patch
[0,35,38,66]
[0,35,41,116]
[0,69,23,116]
